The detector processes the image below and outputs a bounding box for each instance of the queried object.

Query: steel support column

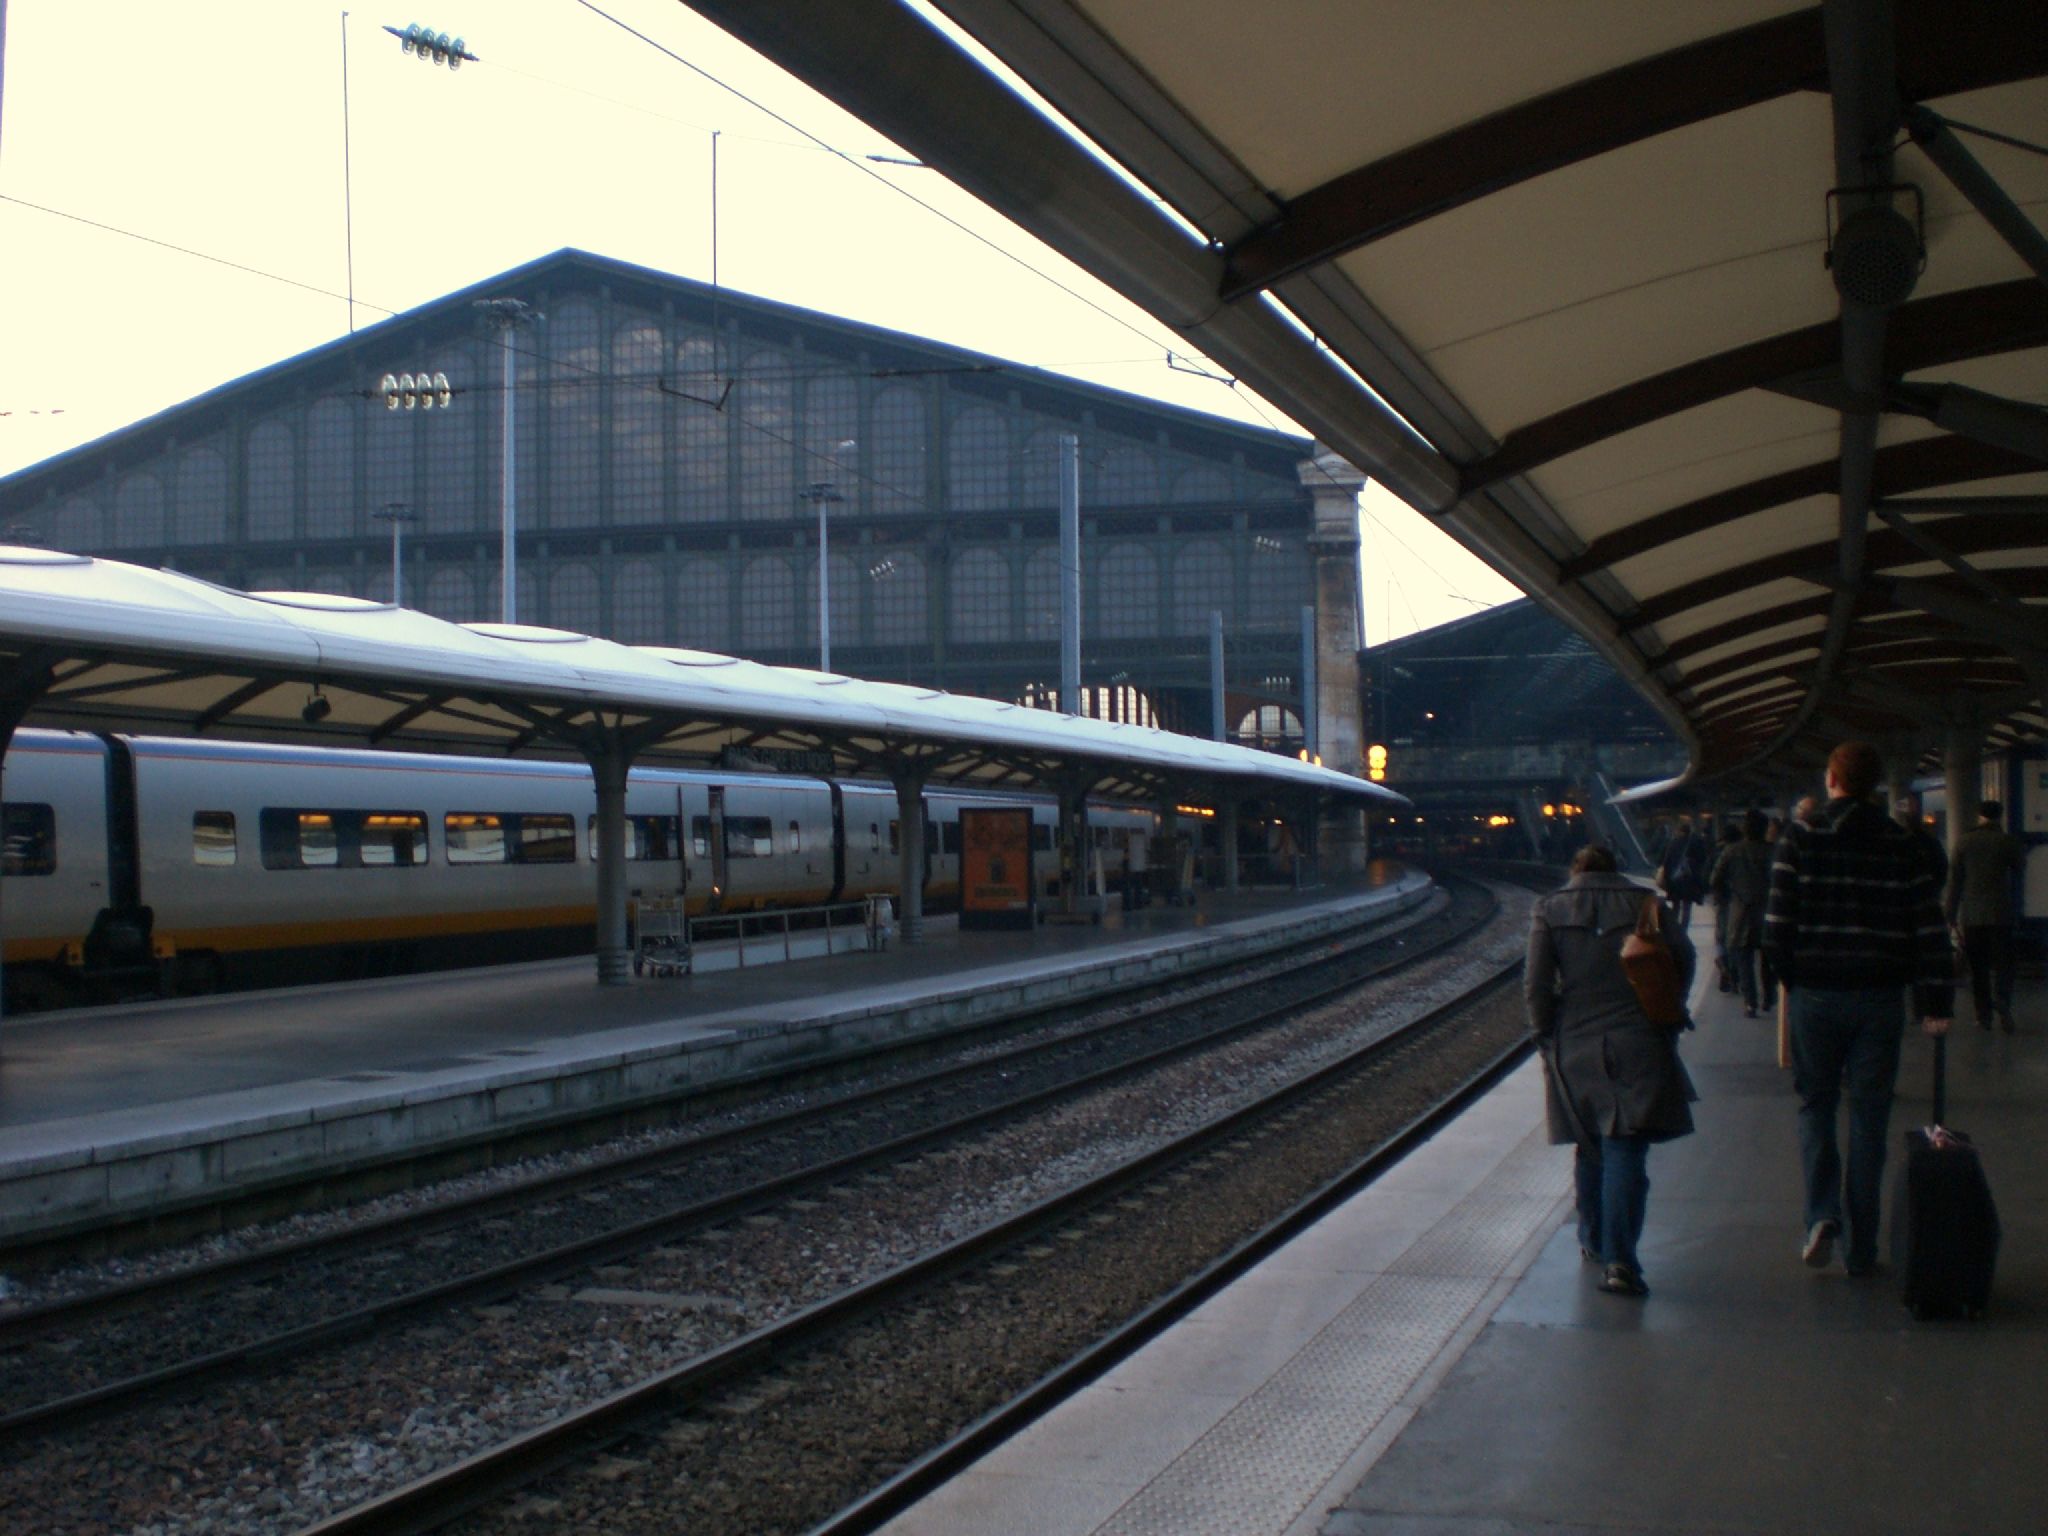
[588,742,633,987]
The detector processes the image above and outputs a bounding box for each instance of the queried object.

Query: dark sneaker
[1802,1219,1839,1269]
[1599,1263,1649,1296]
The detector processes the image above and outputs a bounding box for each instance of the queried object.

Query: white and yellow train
[0,730,1155,1007]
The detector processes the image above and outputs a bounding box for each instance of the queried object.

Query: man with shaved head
[1764,742,1954,1278]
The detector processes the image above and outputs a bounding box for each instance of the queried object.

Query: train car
[0,730,1157,1008]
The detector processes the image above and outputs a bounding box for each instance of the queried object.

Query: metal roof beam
[1889,383,2048,463]
[1905,105,2048,284]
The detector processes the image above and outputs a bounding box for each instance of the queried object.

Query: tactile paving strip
[1090,1125,1566,1536]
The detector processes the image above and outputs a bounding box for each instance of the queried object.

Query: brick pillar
[1299,448,1369,871]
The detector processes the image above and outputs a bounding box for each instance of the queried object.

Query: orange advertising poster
[959,807,1035,930]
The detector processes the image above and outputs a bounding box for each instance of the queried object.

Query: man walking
[1948,801,2025,1034]
[1764,742,1953,1277]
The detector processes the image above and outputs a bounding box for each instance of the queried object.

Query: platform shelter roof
[680,1,2048,788]
[0,548,1402,809]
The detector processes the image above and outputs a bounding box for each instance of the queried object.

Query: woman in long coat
[1527,844,1697,1296]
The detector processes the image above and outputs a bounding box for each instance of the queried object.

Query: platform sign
[960,807,1035,930]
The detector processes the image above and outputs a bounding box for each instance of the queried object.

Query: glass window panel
[1171,540,1232,635]
[870,550,926,645]
[423,567,477,622]
[485,567,539,625]
[548,302,601,529]
[192,811,236,867]
[358,812,427,867]
[246,420,296,542]
[804,373,860,510]
[1172,464,1232,504]
[612,560,665,644]
[804,552,859,648]
[1020,429,1062,509]
[1247,532,1304,627]
[724,816,773,858]
[871,386,925,513]
[736,348,795,521]
[2,802,55,876]
[672,330,730,522]
[1023,547,1060,642]
[260,808,338,869]
[59,494,103,551]
[947,406,1009,511]
[948,548,1010,642]
[112,473,164,548]
[176,444,228,545]
[691,815,712,857]
[444,812,506,864]
[305,398,355,539]
[611,320,664,524]
[1094,444,1158,506]
[366,406,412,530]
[516,814,577,864]
[787,819,802,854]
[422,346,476,534]
[304,571,353,596]
[1093,543,1156,638]
[740,557,794,651]
[588,814,680,861]
[677,559,731,651]
[549,562,599,634]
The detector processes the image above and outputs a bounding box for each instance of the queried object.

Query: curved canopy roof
[684,0,2047,788]
[0,548,1402,808]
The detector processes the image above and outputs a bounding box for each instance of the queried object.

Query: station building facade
[0,250,1341,752]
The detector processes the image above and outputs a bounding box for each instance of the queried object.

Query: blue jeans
[1789,986,1905,1269]
[1574,1135,1651,1272]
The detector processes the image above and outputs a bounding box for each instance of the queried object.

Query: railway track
[307,910,1532,1536]
[0,879,1499,1455]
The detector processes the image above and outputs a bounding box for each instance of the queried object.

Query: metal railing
[660,896,893,972]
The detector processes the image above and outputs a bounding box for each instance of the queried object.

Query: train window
[445,813,507,865]
[587,815,681,861]
[1032,823,1054,852]
[889,819,900,855]
[787,820,802,854]
[691,816,712,858]
[1,802,55,877]
[516,815,577,864]
[359,813,427,867]
[192,811,236,867]
[869,821,881,854]
[724,816,773,858]
[261,809,337,869]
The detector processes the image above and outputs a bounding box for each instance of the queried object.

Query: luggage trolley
[633,895,691,977]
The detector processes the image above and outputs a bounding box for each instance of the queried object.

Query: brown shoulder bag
[1620,895,1686,1028]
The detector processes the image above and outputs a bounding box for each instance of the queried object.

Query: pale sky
[0,0,1519,645]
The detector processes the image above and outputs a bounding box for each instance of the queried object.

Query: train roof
[0,551,1404,812]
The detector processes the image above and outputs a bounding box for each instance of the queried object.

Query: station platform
[880,913,2046,1536]
[0,865,1435,1246]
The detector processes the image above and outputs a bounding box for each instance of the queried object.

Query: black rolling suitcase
[1892,1035,2000,1319]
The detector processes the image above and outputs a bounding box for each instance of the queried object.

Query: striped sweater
[1763,796,1954,1017]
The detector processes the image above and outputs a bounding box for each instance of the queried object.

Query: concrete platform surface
[0,866,1434,1242]
[877,908,2046,1536]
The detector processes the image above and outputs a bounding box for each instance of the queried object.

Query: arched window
[1093,543,1156,638]
[1236,704,1301,746]
[549,563,600,634]
[422,345,476,533]
[1023,547,1061,641]
[612,559,665,644]
[246,421,295,542]
[548,302,601,529]
[869,550,927,645]
[1172,464,1232,504]
[366,406,412,533]
[485,568,539,626]
[676,558,731,650]
[1019,428,1064,508]
[672,330,729,523]
[112,474,164,548]
[947,406,1009,511]
[1085,683,1156,727]
[59,493,102,550]
[1094,444,1157,506]
[948,548,1010,642]
[611,321,664,524]
[1247,532,1303,627]
[804,372,860,511]
[736,348,794,521]
[305,398,355,538]
[870,386,926,513]
[740,557,795,650]
[1171,541,1231,634]
[176,446,228,546]
[804,551,860,650]
[423,568,476,622]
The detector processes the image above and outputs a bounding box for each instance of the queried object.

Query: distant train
[0,730,1155,1008]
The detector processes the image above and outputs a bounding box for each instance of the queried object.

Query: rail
[640,896,893,974]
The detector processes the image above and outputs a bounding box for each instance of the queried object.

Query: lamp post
[473,298,538,622]
[372,504,418,607]
[800,439,856,672]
